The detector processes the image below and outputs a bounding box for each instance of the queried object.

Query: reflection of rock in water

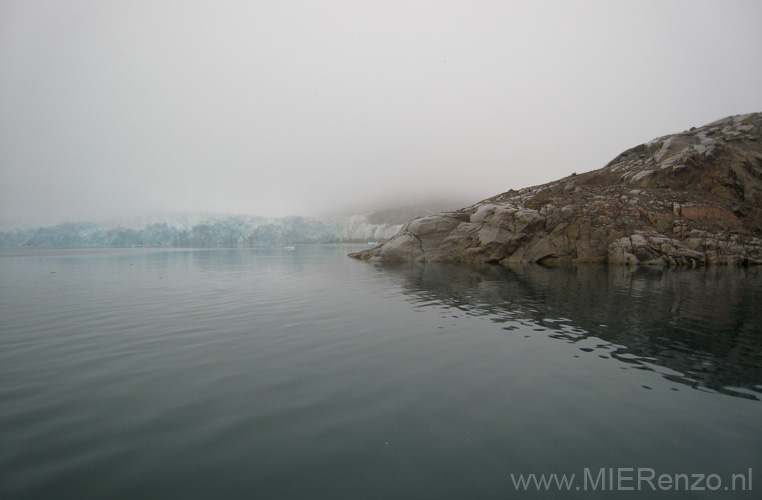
[377,262,762,400]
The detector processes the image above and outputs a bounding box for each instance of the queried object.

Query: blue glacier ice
[0,213,403,248]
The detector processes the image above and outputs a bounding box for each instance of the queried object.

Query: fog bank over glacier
[4,2,761,229]
[0,212,411,248]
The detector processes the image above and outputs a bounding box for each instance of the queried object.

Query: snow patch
[630,170,654,182]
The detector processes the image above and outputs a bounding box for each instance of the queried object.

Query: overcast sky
[1,0,761,225]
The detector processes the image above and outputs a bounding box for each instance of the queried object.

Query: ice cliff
[0,213,402,248]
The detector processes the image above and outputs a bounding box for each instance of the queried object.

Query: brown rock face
[350,113,762,266]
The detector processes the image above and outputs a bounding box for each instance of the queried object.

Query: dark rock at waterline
[350,113,762,266]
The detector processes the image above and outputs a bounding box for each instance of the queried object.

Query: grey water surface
[1,246,760,499]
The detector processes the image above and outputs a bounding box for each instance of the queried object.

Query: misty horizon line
[5,110,759,230]
[0,196,477,230]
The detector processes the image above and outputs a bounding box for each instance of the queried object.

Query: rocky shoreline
[350,113,762,266]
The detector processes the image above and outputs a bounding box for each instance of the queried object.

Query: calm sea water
[1,246,761,499]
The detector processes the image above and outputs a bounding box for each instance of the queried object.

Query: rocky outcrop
[350,113,762,266]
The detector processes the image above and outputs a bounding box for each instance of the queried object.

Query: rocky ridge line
[350,113,762,266]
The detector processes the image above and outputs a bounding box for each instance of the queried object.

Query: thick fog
[2,0,761,225]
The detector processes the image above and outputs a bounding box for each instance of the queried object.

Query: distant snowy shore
[0,213,402,248]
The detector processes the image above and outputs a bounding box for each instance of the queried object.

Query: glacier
[0,213,403,248]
